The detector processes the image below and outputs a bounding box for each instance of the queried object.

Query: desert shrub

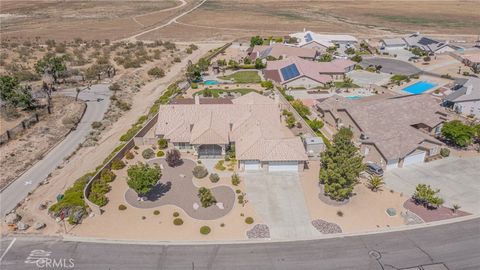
[198,187,217,208]
[214,160,226,171]
[153,210,160,215]
[166,149,181,167]
[245,217,254,224]
[157,150,165,157]
[173,218,183,225]
[440,148,450,157]
[173,212,180,217]
[209,173,220,183]
[118,204,127,210]
[100,169,116,183]
[236,189,241,194]
[111,159,126,170]
[231,173,241,186]
[91,121,102,129]
[193,166,208,179]
[147,67,165,78]
[109,83,121,91]
[88,192,108,207]
[116,100,131,111]
[157,138,168,149]
[200,226,211,235]
[337,210,344,217]
[142,148,155,159]
[125,151,135,159]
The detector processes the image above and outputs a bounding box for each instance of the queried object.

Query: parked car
[365,162,384,176]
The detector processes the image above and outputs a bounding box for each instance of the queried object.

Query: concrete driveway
[242,171,319,240]
[385,157,480,214]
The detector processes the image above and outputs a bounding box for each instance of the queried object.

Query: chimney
[190,123,194,132]
[229,122,233,131]
[194,95,200,105]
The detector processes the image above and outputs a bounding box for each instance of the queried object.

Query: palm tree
[367,175,384,192]
[452,204,461,213]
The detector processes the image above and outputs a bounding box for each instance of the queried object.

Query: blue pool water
[204,80,220,85]
[346,95,362,100]
[403,81,436,94]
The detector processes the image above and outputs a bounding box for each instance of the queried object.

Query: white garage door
[244,160,261,171]
[403,151,426,167]
[268,161,298,172]
[386,159,399,170]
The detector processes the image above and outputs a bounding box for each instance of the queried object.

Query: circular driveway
[125,158,235,220]
[361,57,421,76]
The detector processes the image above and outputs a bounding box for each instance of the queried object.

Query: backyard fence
[0,106,51,145]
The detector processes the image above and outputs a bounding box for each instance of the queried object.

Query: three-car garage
[241,160,302,172]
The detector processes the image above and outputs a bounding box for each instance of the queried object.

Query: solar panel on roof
[305,33,313,42]
[280,64,300,81]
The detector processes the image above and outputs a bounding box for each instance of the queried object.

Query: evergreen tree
[319,128,364,200]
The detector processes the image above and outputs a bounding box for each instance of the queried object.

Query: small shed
[303,134,326,159]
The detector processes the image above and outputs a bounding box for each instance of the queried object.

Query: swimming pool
[403,81,436,94]
[204,80,220,85]
[346,95,362,100]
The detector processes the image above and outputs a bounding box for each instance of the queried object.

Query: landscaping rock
[34,222,46,230]
[216,202,224,210]
[38,203,47,210]
[246,224,270,239]
[311,219,342,234]
[5,212,20,224]
[17,222,30,231]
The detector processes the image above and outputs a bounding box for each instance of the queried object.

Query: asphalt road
[1,217,479,270]
[0,84,111,217]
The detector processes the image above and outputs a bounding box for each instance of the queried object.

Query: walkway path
[0,84,111,217]
[125,158,235,220]
[131,0,187,27]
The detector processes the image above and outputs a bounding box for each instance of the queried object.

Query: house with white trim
[289,30,358,52]
[444,77,480,118]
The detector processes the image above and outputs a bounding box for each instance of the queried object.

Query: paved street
[0,84,111,217]
[242,171,319,239]
[1,217,479,269]
[361,57,421,76]
[385,156,480,214]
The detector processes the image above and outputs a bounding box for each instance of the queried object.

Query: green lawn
[219,71,261,83]
[193,88,259,98]
[334,81,360,88]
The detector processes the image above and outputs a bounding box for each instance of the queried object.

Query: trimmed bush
[166,149,181,167]
[100,169,116,183]
[198,187,217,208]
[245,217,254,224]
[231,173,241,186]
[142,148,155,159]
[88,191,108,207]
[111,159,125,170]
[440,148,450,157]
[209,173,220,183]
[337,210,344,217]
[153,210,160,215]
[173,211,180,217]
[125,151,135,160]
[157,138,168,149]
[173,218,183,226]
[118,204,127,210]
[193,166,208,179]
[157,150,165,157]
[200,226,211,235]
[214,160,226,171]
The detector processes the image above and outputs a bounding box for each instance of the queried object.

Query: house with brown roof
[316,94,448,170]
[155,93,308,172]
[247,44,319,60]
[263,56,355,89]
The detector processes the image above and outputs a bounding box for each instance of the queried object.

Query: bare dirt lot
[2,0,479,42]
[0,96,85,189]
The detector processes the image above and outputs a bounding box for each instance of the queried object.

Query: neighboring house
[289,30,358,52]
[247,44,319,60]
[444,77,480,118]
[460,53,480,71]
[316,94,448,170]
[380,38,406,49]
[380,33,462,54]
[155,93,308,172]
[263,56,355,89]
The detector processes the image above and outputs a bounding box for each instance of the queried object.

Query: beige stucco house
[316,94,448,170]
[155,93,308,172]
